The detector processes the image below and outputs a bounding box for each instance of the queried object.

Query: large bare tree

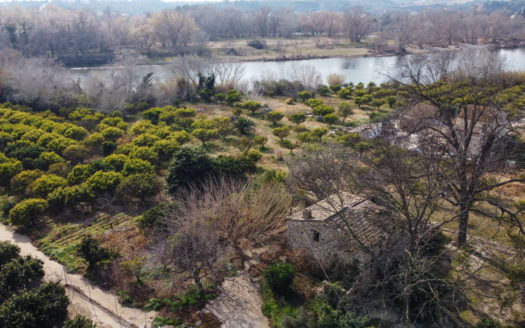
[391,49,525,246]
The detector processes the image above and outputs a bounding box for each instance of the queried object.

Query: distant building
[287,193,396,265]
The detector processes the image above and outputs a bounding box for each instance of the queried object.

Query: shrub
[138,202,176,231]
[9,198,48,227]
[318,85,330,96]
[322,113,339,126]
[266,111,285,126]
[246,149,262,162]
[64,315,97,328]
[297,91,312,102]
[30,174,67,198]
[337,102,353,122]
[0,282,69,328]
[0,159,23,186]
[272,126,291,141]
[86,171,123,193]
[247,39,265,49]
[101,127,124,140]
[78,237,112,271]
[117,173,162,202]
[47,184,94,213]
[234,117,256,136]
[122,158,154,176]
[313,104,335,116]
[67,164,92,185]
[225,89,242,106]
[288,113,306,125]
[166,148,214,194]
[0,197,16,218]
[264,262,295,294]
[62,144,88,164]
[241,101,262,115]
[102,154,128,172]
[337,87,353,99]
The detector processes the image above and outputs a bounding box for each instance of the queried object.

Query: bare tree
[343,7,374,43]
[288,139,461,325]
[152,9,198,53]
[391,49,525,246]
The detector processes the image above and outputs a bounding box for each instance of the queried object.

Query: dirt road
[0,223,157,328]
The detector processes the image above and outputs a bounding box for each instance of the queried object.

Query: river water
[70,47,525,86]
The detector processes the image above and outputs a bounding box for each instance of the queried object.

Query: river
[70,47,525,86]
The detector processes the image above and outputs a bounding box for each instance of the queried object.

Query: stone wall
[287,219,369,265]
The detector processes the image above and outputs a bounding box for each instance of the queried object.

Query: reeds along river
[70,47,525,87]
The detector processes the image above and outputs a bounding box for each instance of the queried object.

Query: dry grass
[188,95,373,171]
[207,37,370,61]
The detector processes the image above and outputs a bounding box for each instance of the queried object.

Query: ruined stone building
[287,193,395,265]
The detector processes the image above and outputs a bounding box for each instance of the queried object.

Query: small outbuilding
[287,193,395,265]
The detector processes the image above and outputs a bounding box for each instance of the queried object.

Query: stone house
[287,193,395,266]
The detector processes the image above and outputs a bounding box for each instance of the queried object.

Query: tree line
[1,5,525,65]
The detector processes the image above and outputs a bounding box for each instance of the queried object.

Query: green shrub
[318,85,330,96]
[78,236,113,271]
[0,159,23,186]
[288,113,306,125]
[30,174,67,198]
[297,91,312,102]
[63,315,97,328]
[138,202,176,231]
[117,173,162,202]
[9,198,48,227]
[122,158,154,176]
[264,262,295,294]
[87,171,123,193]
[0,197,15,218]
[266,111,285,126]
[225,90,242,106]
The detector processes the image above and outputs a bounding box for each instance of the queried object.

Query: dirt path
[204,272,270,328]
[0,223,157,328]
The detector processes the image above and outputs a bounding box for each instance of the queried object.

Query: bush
[247,39,266,49]
[266,111,285,126]
[0,282,69,328]
[117,173,162,202]
[322,113,339,126]
[297,91,313,102]
[0,197,16,218]
[264,262,295,294]
[122,158,154,176]
[225,89,242,106]
[0,159,23,186]
[10,170,43,195]
[234,117,256,136]
[241,100,262,115]
[78,236,113,270]
[138,202,176,231]
[318,85,330,96]
[9,198,48,227]
[86,171,122,193]
[166,148,214,194]
[288,113,306,125]
[30,174,67,198]
[64,315,97,328]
